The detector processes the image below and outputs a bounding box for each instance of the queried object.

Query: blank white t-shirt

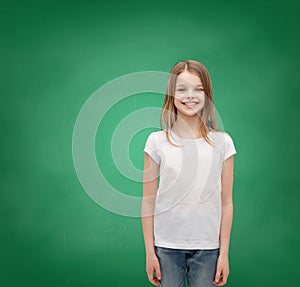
[143,128,237,250]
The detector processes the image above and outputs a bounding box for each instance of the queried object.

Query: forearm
[141,198,156,256]
[142,153,159,257]
[219,202,233,257]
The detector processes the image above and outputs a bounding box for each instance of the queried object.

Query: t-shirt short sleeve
[223,132,237,161]
[144,132,161,165]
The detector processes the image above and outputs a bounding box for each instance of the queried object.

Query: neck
[172,112,204,139]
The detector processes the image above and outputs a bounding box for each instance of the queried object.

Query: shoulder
[145,130,163,140]
[145,129,174,147]
[222,131,235,144]
[145,130,165,146]
[155,129,167,138]
[209,129,234,140]
[208,130,236,150]
[147,129,167,139]
[221,131,234,142]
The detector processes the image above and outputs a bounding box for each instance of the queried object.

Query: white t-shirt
[143,128,237,250]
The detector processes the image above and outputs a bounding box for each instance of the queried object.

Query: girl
[141,59,237,287]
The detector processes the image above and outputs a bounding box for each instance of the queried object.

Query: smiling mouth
[181,101,199,107]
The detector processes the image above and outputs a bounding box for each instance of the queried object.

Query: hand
[213,254,229,286]
[146,252,161,286]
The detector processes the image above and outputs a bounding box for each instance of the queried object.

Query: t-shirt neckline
[169,128,211,141]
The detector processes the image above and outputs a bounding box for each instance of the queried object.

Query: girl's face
[174,71,205,117]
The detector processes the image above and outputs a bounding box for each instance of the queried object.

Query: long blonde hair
[160,59,219,146]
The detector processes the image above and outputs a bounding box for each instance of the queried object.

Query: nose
[187,90,195,99]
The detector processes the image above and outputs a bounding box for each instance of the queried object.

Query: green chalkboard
[1,0,299,286]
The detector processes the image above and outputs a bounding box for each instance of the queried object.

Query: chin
[177,109,201,117]
[180,106,203,114]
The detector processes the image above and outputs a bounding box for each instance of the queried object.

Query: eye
[196,88,204,91]
[177,88,185,92]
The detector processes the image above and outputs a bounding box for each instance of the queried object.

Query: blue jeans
[155,246,220,287]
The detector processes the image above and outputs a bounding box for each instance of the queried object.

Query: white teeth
[182,102,199,106]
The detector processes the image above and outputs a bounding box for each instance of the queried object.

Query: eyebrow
[176,84,203,87]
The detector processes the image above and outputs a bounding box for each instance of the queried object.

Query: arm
[213,155,235,285]
[141,152,160,256]
[142,152,161,286]
[220,155,235,256]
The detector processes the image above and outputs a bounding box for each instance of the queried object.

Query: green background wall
[1,0,299,286]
